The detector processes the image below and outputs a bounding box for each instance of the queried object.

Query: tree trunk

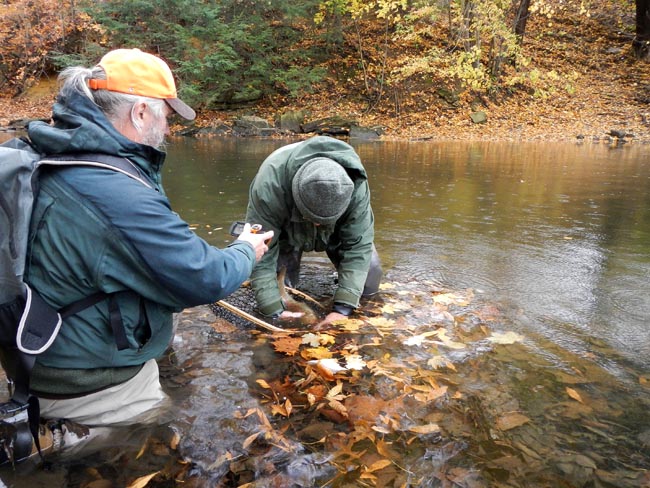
[634,0,650,59]
[514,0,531,41]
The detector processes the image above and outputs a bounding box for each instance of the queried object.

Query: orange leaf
[566,387,583,403]
[408,423,440,434]
[127,471,159,488]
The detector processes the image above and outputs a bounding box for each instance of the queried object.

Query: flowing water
[0,133,648,487]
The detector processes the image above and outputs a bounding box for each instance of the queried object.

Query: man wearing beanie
[246,135,382,325]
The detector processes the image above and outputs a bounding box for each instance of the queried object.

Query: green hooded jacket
[245,136,375,316]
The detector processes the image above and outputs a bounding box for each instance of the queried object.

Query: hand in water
[313,311,348,331]
[278,310,304,319]
[236,223,273,262]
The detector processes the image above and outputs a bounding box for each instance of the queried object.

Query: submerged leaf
[127,471,160,488]
[488,331,525,344]
[345,354,367,370]
[408,423,441,434]
[566,387,584,403]
[496,412,530,431]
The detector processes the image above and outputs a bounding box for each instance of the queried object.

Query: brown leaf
[126,472,159,488]
[566,387,583,403]
[496,412,530,431]
[408,423,440,434]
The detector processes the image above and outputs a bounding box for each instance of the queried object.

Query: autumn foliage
[0,0,103,96]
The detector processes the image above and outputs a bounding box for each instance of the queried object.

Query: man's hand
[313,311,348,331]
[278,310,305,320]
[236,223,273,262]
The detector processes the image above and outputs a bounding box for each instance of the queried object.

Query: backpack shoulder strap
[39,153,153,189]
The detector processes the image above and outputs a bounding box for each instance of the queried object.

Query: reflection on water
[164,137,650,376]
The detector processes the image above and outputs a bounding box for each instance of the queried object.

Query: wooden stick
[215,300,287,333]
[284,286,326,310]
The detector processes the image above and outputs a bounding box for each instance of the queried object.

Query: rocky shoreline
[1,94,649,144]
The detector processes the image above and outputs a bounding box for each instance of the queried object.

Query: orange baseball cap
[88,48,196,120]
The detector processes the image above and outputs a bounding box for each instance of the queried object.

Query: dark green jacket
[245,136,375,316]
[24,91,256,395]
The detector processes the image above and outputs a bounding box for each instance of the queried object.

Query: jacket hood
[27,90,166,176]
[283,136,368,181]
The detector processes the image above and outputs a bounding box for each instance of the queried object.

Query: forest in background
[1,0,649,141]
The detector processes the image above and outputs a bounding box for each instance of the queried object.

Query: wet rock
[301,116,358,136]
[349,125,383,140]
[277,110,306,133]
[470,111,487,124]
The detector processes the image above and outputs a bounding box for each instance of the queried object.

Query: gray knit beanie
[292,157,354,225]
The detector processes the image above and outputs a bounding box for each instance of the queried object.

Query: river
[0,133,648,487]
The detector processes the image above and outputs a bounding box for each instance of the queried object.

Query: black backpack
[0,137,151,463]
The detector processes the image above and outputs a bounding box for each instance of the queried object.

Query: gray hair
[58,65,167,125]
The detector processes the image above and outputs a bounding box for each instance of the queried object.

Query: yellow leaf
[566,387,583,403]
[271,403,288,417]
[301,347,334,360]
[327,381,344,398]
[339,318,364,331]
[379,283,395,290]
[169,431,180,450]
[127,472,159,488]
[436,329,466,349]
[243,431,262,449]
[365,459,392,472]
[285,398,293,416]
[256,379,271,389]
[408,423,440,434]
[381,303,395,314]
[367,317,396,328]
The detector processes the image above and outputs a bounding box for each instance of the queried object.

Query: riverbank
[0,69,650,144]
[2,86,649,144]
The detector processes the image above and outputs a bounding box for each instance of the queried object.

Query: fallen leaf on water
[435,329,466,349]
[271,336,302,356]
[301,347,334,360]
[566,387,583,403]
[127,472,159,488]
[364,459,392,473]
[366,317,397,329]
[344,354,366,370]
[408,423,441,434]
[488,331,525,344]
[169,431,180,450]
[427,355,456,371]
[301,332,335,347]
[336,318,364,332]
[403,330,438,346]
[379,283,396,290]
[308,358,348,375]
[496,412,530,431]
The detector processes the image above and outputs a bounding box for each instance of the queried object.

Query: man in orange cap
[0,49,272,462]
